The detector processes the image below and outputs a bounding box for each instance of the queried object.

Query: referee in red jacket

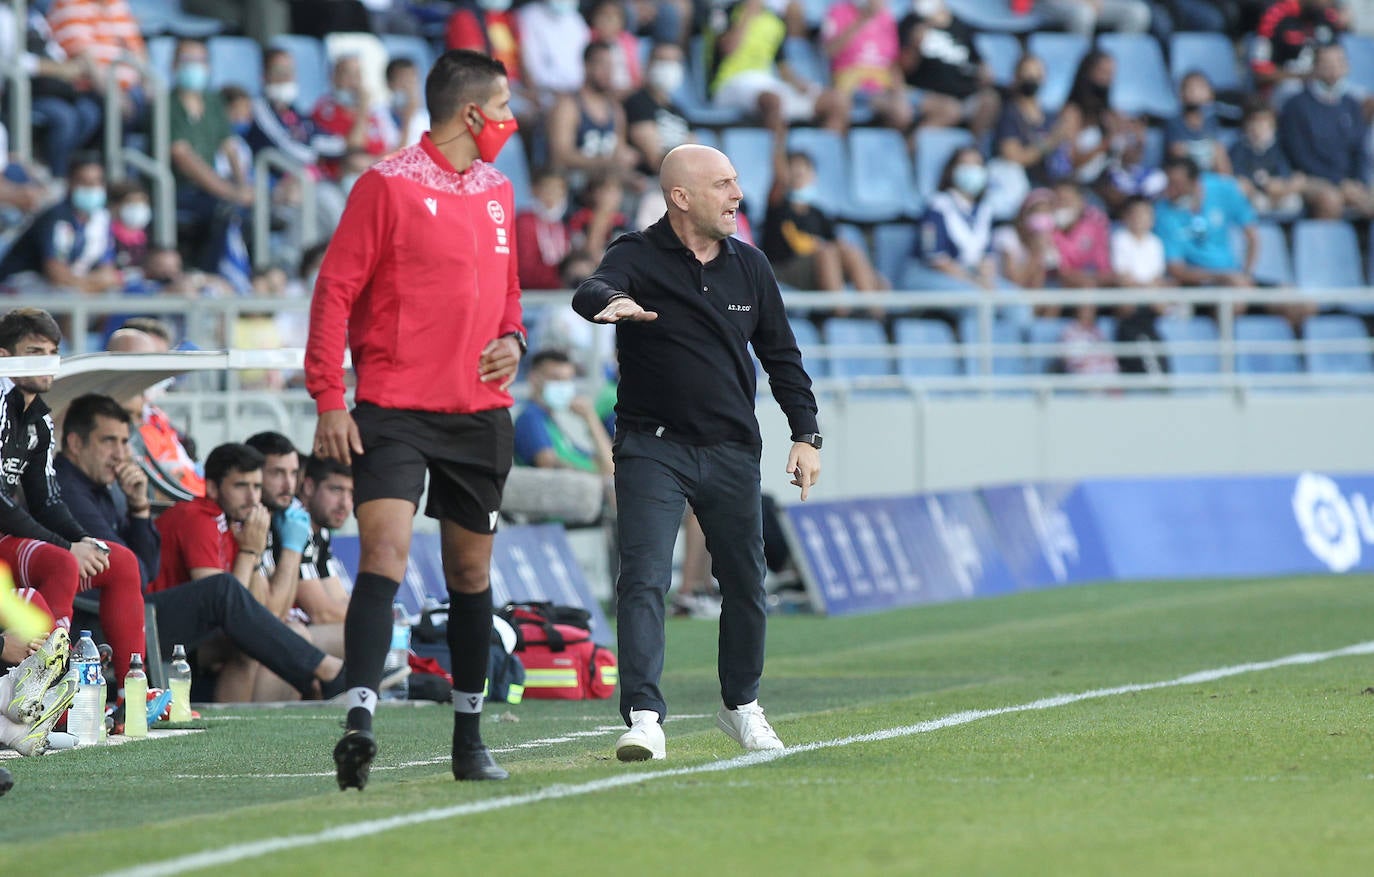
[306,50,526,790]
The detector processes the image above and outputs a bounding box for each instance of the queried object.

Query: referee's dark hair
[426,49,507,126]
[245,431,298,459]
[303,454,352,484]
[61,394,132,446]
[205,443,265,484]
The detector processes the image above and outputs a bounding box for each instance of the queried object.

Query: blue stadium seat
[782,37,830,87]
[148,35,175,86]
[1028,317,1072,373]
[692,129,720,150]
[947,0,1043,32]
[893,319,962,378]
[209,36,263,95]
[1169,32,1245,92]
[492,131,533,209]
[1234,223,1292,287]
[848,129,917,223]
[788,317,825,377]
[721,128,774,225]
[873,223,917,288]
[1141,125,1165,170]
[1157,315,1220,374]
[1293,221,1371,312]
[914,127,974,201]
[974,32,1022,87]
[269,35,330,114]
[1234,315,1300,374]
[1098,34,1178,118]
[127,0,223,37]
[1027,32,1089,113]
[1342,35,1374,95]
[959,316,1028,375]
[822,318,893,378]
[1304,314,1373,373]
[380,34,435,73]
[788,128,848,215]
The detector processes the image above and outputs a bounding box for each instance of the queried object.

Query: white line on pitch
[105,640,1374,877]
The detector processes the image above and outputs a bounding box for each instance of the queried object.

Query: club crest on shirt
[486,200,505,225]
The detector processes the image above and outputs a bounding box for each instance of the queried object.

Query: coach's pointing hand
[478,334,523,392]
[786,442,821,502]
[314,409,364,466]
[593,296,658,324]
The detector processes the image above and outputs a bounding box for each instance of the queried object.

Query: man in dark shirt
[572,144,821,762]
[1278,43,1373,219]
[1250,0,1344,95]
[0,154,120,293]
[898,1,1000,138]
[624,41,692,176]
[54,394,347,701]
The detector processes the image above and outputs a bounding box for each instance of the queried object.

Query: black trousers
[613,430,767,724]
[148,574,326,697]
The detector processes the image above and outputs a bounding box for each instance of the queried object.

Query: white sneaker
[716,700,784,751]
[615,708,666,761]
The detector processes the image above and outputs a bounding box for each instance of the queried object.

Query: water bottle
[169,644,192,722]
[124,653,148,738]
[381,603,410,702]
[70,631,104,746]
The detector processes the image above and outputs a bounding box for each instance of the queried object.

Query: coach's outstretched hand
[593,296,658,324]
[314,409,364,466]
[478,335,523,391]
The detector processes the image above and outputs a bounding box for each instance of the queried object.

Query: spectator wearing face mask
[516,169,572,289]
[913,146,999,290]
[1166,72,1232,175]
[1278,42,1373,219]
[624,42,692,176]
[995,55,1067,188]
[1049,179,1114,293]
[513,349,614,477]
[992,188,1059,291]
[311,54,401,181]
[109,182,152,273]
[386,57,430,148]
[0,153,121,294]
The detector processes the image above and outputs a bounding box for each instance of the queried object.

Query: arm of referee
[305,172,391,414]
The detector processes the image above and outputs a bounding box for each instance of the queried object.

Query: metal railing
[251,148,319,270]
[5,0,33,163]
[104,53,175,248]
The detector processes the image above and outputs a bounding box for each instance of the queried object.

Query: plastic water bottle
[169,644,192,722]
[124,653,148,738]
[70,631,104,746]
[381,603,410,702]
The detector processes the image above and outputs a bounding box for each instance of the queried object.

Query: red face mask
[467,107,518,163]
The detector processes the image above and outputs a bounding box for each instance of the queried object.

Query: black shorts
[351,402,514,534]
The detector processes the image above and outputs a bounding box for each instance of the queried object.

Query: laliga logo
[1291,472,1374,573]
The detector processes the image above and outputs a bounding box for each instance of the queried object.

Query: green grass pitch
[3,574,1374,876]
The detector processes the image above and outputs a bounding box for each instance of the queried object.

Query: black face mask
[1018,79,1042,97]
[1090,82,1110,101]
[1182,101,1208,114]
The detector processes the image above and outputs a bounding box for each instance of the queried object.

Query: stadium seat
[848,129,917,223]
[269,35,330,114]
[209,36,263,95]
[782,37,830,88]
[1141,125,1165,171]
[1293,220,1372,313]
[914,127,974,201]
[1234,315,1300,375]
[1028,317,1072,373]
[1342,35,1374,96]
[947,0,1044,32]
[721,128,774,226]
[788,128,848,216]
[1234,223,1292,287]
[788,317,826,377]
[893,318,962,378]
[127,0,223,37]
[1157,315,1220,374]
[873,223,918,289]
[1169,33,1245,93]
[1097,34,1178,118]
[1304,314,1373,374]
[1026,32,1089,113]
[822,318,893,378]
[148,35,175,85]
[682,37,748,127]
[493,131,533,209]
[959,316,1027,376]
[692,129,720,150]
[974,32,1022,87]
[380,35,435,73]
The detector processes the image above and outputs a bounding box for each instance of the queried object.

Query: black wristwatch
[503,330,528,355]
[792,433,823,450]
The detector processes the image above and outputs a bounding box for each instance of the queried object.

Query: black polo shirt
[572,216,819,448]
